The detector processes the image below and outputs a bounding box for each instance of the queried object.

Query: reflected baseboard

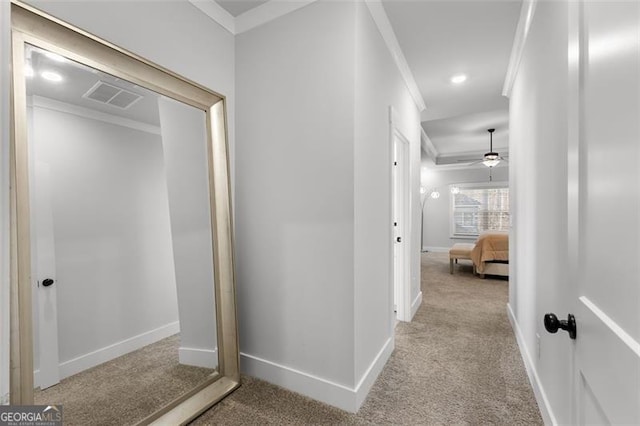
[179,347,218,369]
[34,321,179,388]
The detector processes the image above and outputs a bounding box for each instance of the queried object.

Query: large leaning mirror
[9,2,239,424]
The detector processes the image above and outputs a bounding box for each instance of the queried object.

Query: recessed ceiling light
[450,74,468,84]
[45,51,66,63]
[41,71,63,82]
[25,65,34,78]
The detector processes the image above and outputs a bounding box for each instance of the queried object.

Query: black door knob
[42,278,54,287]
[396,237,402,243]
[544,313,577,339]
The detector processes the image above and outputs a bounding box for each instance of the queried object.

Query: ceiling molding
[421,128,439,161]
[188,0,319,35]
[364,0,427,113]
[235,0,319,34]
[502,0,538,97]
[30,95,161,135]
[188,0,236,35]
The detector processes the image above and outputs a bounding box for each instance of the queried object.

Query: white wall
[30,103,179,367]
[235,0,421,411]
[158,97,217,369]
[353,1,421,386]
[421,164,509,250]
[235,0,357,406]
[0,0,235,402]
[508,1,572,424]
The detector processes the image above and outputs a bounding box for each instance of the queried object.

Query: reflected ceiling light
[25,64,34,78]
[450,186,460,195]
[45,51,66,63]
[41,70,63,82]
[420,187,427,195]
[430,190,440,199]
[450,74,467,84]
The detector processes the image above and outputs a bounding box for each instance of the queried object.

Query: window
[451,184,509,237]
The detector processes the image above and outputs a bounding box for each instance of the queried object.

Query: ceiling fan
[459,128,508,167]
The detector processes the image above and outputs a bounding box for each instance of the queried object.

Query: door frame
[389,107,412,323]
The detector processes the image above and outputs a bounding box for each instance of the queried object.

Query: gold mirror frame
[9,1,239,423]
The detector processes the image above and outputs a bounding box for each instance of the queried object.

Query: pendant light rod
[488,128,495,152]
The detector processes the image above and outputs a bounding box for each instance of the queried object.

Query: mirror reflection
[25,44,218,424]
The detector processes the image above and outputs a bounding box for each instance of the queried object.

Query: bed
[470,231,509,278]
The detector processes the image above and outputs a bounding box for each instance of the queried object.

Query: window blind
[451,187,509,237]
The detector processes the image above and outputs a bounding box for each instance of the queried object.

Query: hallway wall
[354,0,421,390]
[236,0,421,411]
[235,1,357,408]
[508,1,572,424]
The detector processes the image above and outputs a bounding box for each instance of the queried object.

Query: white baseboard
[179,347,218,369]
[354,336,394,410]
[35,321,180,387]
[240,336,394,413]
[410,291,422,320]
[507,304,556,425]
[423,246,449,253]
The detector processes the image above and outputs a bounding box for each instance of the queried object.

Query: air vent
[83,81,142,109]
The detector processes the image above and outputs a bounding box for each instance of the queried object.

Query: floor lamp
[420,187,439,252]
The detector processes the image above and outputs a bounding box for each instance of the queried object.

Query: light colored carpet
[34,334,213,426]
[34,253,542,425]
[192,252,543,425]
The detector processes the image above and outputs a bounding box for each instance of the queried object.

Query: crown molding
[30,95,161,135]
[188,0,236,35]
[421,128,438,161]
[502,0,538,97]
[188,0,319,35]
[364,0,427,112]
[235,0,319,34]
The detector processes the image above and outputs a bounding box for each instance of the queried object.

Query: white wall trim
[240,337,394,412]
[410,291,422,320]
[507,303,556,426]
[35,321,179,387]
[188,0,236,35]
[188,0,319,35]
[179,347,219,369]
[364,0,427,113]
[354,336,394,409]
[579,296,640,356]
[30,96,162,136]
[423,246,450,253]
[235,0,318,34]
[502,0,538,97]
[421,128,439,162]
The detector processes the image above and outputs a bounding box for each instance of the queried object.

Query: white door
[565,1,640,423]
[392,133,410,321]
[32,162,60,389]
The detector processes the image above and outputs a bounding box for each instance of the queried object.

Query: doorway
[392,128,411,322]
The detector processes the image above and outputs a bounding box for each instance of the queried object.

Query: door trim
[389,106,412,323]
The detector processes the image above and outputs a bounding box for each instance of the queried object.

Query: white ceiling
[26,45,161,126]
[214,0,269,17]
[382,0,521,162]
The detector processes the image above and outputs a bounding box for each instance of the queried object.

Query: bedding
[471,231,509,274]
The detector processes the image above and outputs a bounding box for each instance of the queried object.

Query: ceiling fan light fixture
[482,158,501,168]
